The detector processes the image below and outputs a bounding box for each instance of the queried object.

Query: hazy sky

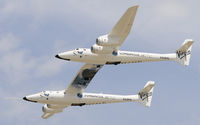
[0,0,200,125]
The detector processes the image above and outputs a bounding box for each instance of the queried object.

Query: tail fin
[138,81,155,107]
[176,39,194,66]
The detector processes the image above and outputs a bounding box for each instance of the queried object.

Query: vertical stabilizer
[138,81,155,107]
[176,39,194,66]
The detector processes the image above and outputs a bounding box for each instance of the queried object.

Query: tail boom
[79,81,155,107]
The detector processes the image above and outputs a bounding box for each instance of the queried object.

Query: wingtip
[129,5,139,9]
[148,81,155,85]
[185,39,194,44]
[145,81,155,88]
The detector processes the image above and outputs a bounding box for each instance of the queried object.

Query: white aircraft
[24,63,155,119]
[23,6,193,119]
[55,6,193,66]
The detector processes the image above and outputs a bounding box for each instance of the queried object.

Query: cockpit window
[73,48,84,55]
[78,51,83,54]
[41,91,49,97]
[44,93,49,96]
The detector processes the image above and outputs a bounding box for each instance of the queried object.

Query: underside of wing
[66,64,104,94]
[108,6,138,47]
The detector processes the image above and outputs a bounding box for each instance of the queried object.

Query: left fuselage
[56,48,176,65]
[24,90,139,106]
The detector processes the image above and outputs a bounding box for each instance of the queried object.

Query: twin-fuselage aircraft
[23,6,193,119]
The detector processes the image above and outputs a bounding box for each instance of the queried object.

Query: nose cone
[55,51,72,61]
[23,95,38,103]
[23,96,28,101]
[55,54,63,60]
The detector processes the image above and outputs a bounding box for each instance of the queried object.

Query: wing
[66,64,103,94]
[41,104,68,119]
[108,6,138,48]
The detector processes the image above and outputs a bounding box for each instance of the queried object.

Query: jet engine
[42,104,62,113]
[96,35,119,46]
[91,44,113,54]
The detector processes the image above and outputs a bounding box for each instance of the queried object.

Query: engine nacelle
[47,104,66,109]
[96,35,119,46]
[42,104,62,113]
[91,44,113,54]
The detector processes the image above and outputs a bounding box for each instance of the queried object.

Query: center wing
[41,64,103,119]
[66,64,104,94]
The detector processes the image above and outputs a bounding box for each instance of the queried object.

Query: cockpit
[73,48,86,55]
[40,91,50,97]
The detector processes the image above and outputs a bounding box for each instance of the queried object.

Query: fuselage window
[112,51,118,56]
[77,93,83,98]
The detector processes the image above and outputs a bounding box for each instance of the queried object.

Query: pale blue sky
[0,0,200,125]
